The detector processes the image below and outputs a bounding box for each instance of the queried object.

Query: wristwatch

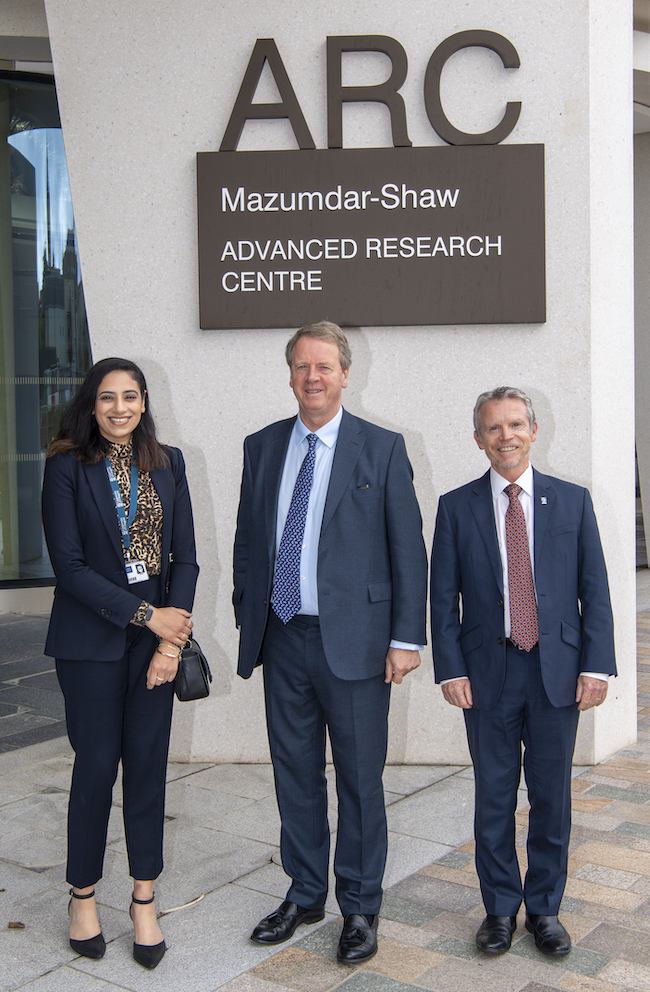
[145,604,154,623]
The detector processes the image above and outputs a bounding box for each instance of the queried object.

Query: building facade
[0,0,638,765]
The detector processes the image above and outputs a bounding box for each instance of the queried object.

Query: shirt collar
[490,463,534,500]
[293,406,343,449]
[107,438,134,461]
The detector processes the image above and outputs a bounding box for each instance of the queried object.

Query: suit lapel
[84,460,125,564]
[152,460,173,571]
[533,469,555,569]
[87,454,177,578]
[321,410,364,535]
[265,418,295,564]
[468,471,503,593]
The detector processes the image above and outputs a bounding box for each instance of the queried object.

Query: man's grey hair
[285,321,352,371]
[473,387,536,439]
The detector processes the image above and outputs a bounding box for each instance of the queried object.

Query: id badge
[125,560,149,584]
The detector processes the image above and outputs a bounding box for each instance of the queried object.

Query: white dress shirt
[275,407,423,650]
[490,464,535,641]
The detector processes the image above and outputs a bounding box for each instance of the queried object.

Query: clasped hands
[144,606,193,690]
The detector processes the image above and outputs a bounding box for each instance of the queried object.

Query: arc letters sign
[197,32,546,329]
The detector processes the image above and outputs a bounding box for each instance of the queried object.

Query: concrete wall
[0,0,47,38]
[5,0,634,763]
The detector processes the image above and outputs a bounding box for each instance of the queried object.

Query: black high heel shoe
[68,888,106,959]
[130,893,166,969]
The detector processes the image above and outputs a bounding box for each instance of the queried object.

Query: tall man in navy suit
[234,321,427,963]
[430,387,616,957]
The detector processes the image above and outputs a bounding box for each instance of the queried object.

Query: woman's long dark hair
[46,358,168,471]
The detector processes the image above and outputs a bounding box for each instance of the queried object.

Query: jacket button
[497,637,504,644]
[497,599,503,607]
[101,609,112,617]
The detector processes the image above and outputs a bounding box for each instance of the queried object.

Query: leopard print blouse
[106,440,163,625]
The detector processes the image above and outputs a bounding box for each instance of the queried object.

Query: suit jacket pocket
[368,580,392,602]
[352,485,383,499]
[561,620,581,650]
[460,624,482,655]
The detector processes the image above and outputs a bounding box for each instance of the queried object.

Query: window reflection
[0,73,91,584]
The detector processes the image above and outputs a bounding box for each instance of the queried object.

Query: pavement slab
[0,888,126,992]
[385,775,476,847]
[186,764,276,800]
[576,921,650,966]
[18,969,134,991]
[0,618,50,664]
[164,777,259,827]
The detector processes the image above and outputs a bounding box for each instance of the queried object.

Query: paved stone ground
[0,604,647,991]
[0,614,65,753]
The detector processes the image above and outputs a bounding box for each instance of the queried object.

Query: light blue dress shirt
[275,408,342,616]
[275,407,423,651]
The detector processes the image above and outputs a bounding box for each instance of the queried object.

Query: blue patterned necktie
[272,433,318,624]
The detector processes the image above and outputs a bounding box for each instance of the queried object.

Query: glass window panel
[0,72,91,584]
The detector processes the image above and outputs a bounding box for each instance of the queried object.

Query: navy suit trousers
[463,643,579,916]
[262,612,390,915]
[56,579,174,887]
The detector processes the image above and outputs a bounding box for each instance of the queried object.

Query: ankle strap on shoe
[69,888,96,899]
[131,893,155,905]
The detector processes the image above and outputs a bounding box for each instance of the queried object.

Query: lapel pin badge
[540,496,548,504]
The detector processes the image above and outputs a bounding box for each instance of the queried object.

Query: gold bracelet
[156,649,179,659]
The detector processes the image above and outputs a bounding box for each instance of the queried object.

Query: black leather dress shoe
[250,900,324,944]
[337,914,379,963]
[475,915,517,954]
[525,914,571,955]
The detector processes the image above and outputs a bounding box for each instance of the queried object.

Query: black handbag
[174,638,212,701]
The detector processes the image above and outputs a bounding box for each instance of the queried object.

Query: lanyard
[105,459,139,558]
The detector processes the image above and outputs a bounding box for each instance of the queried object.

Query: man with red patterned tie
[430,387,616,958]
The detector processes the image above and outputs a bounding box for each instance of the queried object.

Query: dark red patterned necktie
[504,483,538,651]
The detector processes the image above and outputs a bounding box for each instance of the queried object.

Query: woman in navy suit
[42,357,199,969]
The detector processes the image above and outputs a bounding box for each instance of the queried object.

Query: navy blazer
[233,409,428,681]
[42,446,198,661]
[430,468,616,709]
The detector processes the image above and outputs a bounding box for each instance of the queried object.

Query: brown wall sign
[197,144,544,328]
[197,33,545,329]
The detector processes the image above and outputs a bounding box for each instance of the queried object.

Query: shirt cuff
[130,601,149,627]
[440,673,608,685]
[390,640,425,651]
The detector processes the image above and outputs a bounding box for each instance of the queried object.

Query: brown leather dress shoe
[476,914,517,954]
[525,914,571,955]
[250,900,324,944]
[337,914,379,963]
